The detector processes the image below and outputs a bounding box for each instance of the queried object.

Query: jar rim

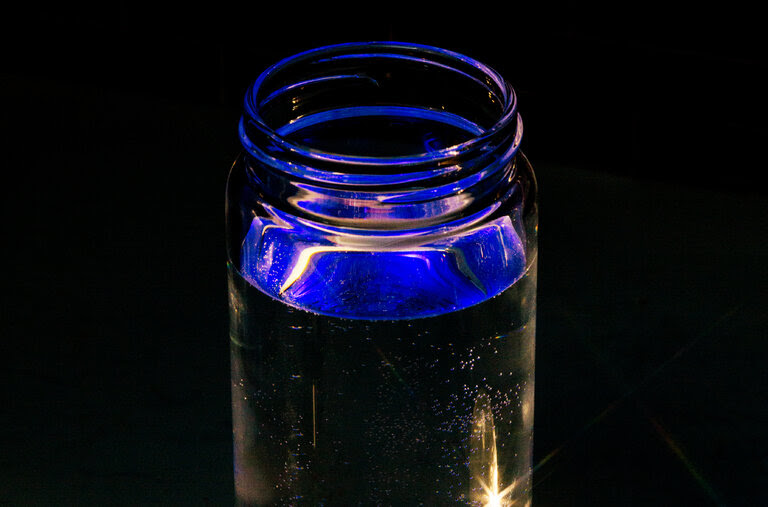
[242,41,518,167]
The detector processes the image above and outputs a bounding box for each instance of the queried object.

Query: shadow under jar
[226,42,537,506]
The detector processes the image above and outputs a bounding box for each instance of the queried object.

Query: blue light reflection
[240,210,526,320]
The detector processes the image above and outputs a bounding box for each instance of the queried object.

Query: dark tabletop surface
[2,7,767,505]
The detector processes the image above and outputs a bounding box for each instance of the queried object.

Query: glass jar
[226,42,537,505]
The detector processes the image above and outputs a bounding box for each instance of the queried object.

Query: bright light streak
[471,391,517,506]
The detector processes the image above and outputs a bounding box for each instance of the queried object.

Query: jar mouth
[241,41,519,170]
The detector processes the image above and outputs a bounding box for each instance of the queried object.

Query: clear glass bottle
[226,42,537,506]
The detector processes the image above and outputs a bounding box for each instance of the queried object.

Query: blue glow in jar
[226,42,537,505]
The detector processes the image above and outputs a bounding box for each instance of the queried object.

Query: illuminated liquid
[229,262,535,506]
[229,105,535,505]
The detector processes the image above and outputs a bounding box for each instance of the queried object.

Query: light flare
[471,391,517,506]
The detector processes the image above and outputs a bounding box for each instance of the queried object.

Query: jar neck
[239,42,523,232]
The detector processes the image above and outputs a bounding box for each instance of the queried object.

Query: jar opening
[241,42,518,167]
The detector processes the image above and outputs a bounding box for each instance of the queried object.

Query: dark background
[5,3,767,193]
[2,3,767,505]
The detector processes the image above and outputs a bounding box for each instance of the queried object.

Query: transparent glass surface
[226,42,537,505]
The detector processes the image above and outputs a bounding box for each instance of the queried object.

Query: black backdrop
[3,3,767,505]
[6,3,766,193]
